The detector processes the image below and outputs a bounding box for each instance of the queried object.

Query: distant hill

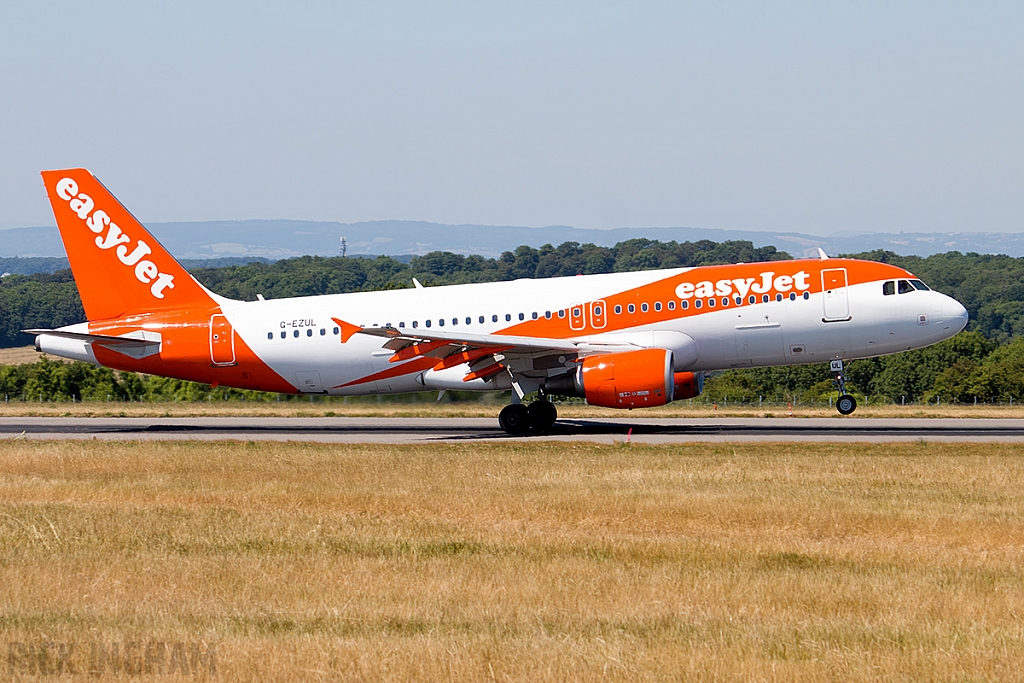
[0,256,274,277]
[4,219,1024,262]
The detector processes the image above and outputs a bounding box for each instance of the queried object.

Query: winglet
[331,317,363,343]
[412,278,424,289]
[817,248,829,260]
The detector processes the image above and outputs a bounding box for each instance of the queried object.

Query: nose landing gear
[831,359,857,415]
[498,399,558,435]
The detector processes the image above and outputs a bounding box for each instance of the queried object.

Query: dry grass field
[0,346,48,365]
[1,440,1022,681]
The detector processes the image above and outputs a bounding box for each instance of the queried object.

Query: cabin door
[210,315,236,365]
[821,269,850,320]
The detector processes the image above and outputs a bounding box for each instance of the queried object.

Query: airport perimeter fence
[1,390,1020,409]
[2,357,1022,408]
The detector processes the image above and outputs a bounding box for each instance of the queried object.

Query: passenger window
[910,279,930,291]
[789,292,796,301]
[267,332,273,340]
[545,311,552,319]
[452,318,457,326]
[748,295,755,304]
[628,303,636,313]
[531,312,538,319]
[694,300,702,309]
[762,294,769,303]
[883,281,895,296]
[333,327,339,335]
[898,279,914,294]
[803,292,809,300]
[506,314,511,322]
[558,310,566,318]
[293,330,299,337]
[681,300,688,310]
[708,299,716,308]
[320,328,326,335]
[519,313,525,321]
[306,329,313,336]
[614,304,622,314]
[668,301,675,310]
[281,331,286,339]
[775,294,783,302]
[594,306,602,316]
[438,319,444,327]
[492,315,498,322]
[654,302,662,311]
[399,322,405,328]
[426,320,432,328]
[641,303,649,312]
[734,297,741,305]
[479,316,485,324]
[412,321,418,328]
[721,297,729,307]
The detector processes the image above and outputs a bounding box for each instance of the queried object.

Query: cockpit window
[898,279,915,294]
[910,279,930,291]
[883,281,895,296]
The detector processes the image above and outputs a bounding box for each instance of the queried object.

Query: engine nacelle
[672,371,704,400]
[578,348,674,409]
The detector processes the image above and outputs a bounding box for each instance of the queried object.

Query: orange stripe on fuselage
[88,309,296,393]
[489,258,909,340]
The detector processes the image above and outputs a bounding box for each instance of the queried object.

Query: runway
[3,416,1024,443]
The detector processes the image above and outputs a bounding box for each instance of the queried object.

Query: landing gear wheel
[527,400,558,433]
[836,394,857,415]
[498,404,531,435]
[830,359,856,415]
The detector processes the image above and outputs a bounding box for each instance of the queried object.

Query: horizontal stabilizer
[25,329,162,360]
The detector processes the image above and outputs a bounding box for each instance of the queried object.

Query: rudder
[41,168,215,321]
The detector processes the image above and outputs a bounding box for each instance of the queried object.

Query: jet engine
[672,371,704,400]
[543,348,672,408]
[546,349,705,408]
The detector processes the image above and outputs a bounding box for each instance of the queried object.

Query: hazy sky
[1,2,1022,234]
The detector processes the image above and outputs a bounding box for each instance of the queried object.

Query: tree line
[3,238,1024,404]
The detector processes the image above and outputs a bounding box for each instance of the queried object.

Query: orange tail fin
[41,168,216,321]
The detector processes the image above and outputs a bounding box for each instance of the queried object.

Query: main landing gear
[498,399,558,435]
[831,359,857,415]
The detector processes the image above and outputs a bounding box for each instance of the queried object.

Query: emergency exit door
[210,315,236,365]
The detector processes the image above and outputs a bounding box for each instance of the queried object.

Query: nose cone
[941,296,969,333]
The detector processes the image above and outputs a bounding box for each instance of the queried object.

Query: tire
[527,400,558,433]
[498,404,531,434]
[836,394,857,415]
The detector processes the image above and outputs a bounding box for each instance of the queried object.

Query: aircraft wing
[344,320,638,383]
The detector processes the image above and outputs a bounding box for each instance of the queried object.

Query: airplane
[28,168,969,433]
